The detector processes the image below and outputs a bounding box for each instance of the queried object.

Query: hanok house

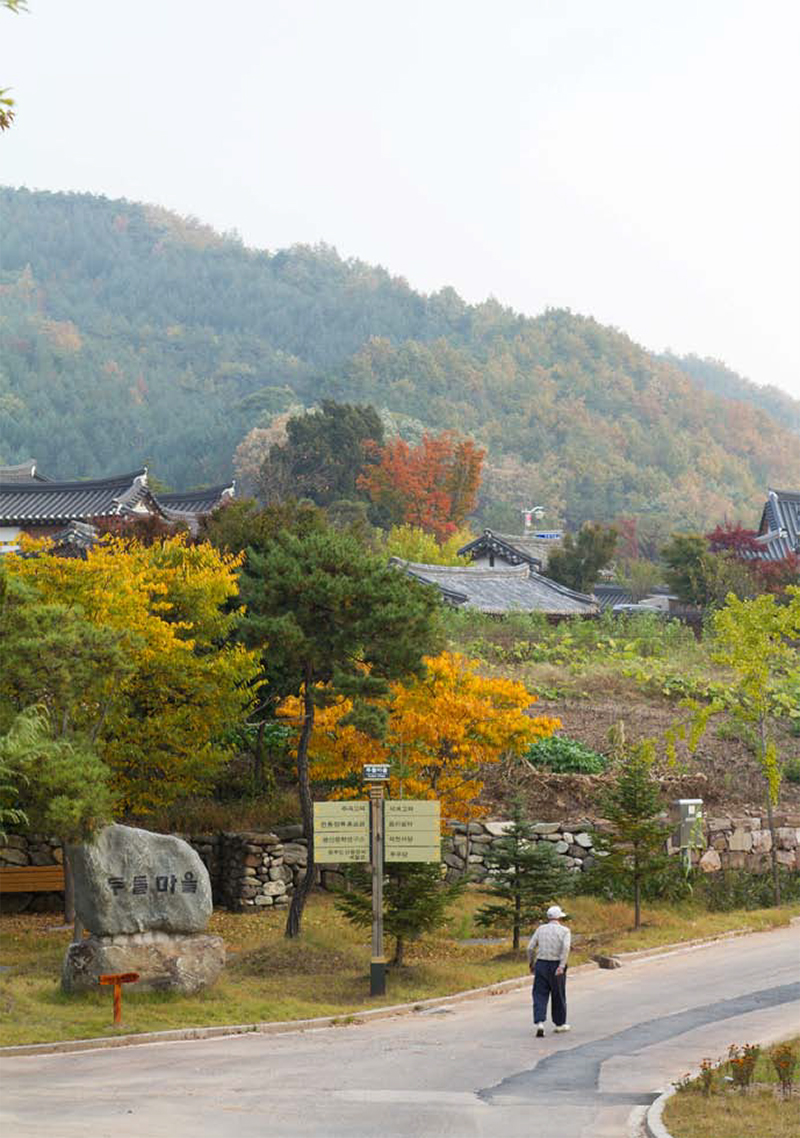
[457,528,563,572]
[0,462,234,554]
[753,488,800,561]
[390,558,598,618]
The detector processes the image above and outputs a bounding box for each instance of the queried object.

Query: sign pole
[369,780,386,997]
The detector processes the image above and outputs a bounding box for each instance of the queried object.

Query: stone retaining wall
[3,812,798,912]
[689,813,800,874]
[442,819,597,882]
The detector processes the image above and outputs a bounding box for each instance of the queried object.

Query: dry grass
[664,1038,800,1138]
[665,1089,800,1138]
[1,891,798,1047]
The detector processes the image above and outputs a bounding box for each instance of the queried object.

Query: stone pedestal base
[62,931,225,994]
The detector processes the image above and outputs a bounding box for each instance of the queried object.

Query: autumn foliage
[705,521,799,595]
[358,432,485,541]
[5,534,259,814]
[281,651,560,823]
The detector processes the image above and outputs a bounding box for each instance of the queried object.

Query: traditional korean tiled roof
[0,460,49,483]
[592,583,674,611]
[391,559,598,616]
[0,469,152,524]
[754,489,800,561]
[457,529,563,570]
[48,521,100,558]
[155,484,234,518]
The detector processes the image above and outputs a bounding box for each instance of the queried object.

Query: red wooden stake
[98,972,139,1025]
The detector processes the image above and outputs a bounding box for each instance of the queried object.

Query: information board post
[369,780,386,996]
[363,763,390,997]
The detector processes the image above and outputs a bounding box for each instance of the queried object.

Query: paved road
[1,926,798,1138]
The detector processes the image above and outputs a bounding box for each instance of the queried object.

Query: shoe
[534,1023,545,1037]
[554,1024,571,1033]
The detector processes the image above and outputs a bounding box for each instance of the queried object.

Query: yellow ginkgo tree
[712,586,800,906]
[281,651,560,823]
[4,534,259,815]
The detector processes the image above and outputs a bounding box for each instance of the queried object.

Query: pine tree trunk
[634,873,641,930]
[393,936,405,967]
[63,846,75,925]
[253,719,266,788]
[513,875,521,952]
[760,717,781,907]
[285,672,315,939]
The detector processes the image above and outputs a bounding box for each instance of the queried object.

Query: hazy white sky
[3,0,799,398]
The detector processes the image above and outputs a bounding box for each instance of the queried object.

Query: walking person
[527,904,571,1037]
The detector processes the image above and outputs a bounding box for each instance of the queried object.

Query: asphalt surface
[1,925,798,1138]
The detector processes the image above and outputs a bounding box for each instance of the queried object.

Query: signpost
[313,801,370,863]
[313,768,442,999]
[368,778,386,996]
[385,800,441,862]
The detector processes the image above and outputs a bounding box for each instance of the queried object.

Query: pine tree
[594,741,666,929]
[475,801,573,951]
[237,521,439,938]
[335,861,464,967]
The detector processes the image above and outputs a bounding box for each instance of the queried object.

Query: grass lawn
[664,1038,800,1138]
[1,891,798,1047]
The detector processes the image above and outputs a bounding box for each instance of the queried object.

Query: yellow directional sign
[314,800,370,863]
[384,800,441,863]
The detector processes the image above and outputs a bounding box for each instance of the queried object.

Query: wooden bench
[0,864,65,893]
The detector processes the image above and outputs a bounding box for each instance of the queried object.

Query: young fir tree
[593,740,666,929]
[335,861,464,967]
[475,800,573,951]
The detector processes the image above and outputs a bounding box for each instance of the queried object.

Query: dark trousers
[532,959,567,1026]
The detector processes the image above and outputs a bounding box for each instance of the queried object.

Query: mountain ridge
[1,186,798,536]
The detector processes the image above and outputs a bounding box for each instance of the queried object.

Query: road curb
[0,923,790,1059]
[644,1085,675,1138]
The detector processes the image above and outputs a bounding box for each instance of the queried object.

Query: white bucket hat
[546,905,567,920]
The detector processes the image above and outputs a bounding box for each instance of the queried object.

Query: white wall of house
[0,525,21,554]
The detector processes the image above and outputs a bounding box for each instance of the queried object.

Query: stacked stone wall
[3,811,798,913]
[691,813,800,874]
[443,819,597,882]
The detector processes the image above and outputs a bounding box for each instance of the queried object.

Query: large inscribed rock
[62,931,225,994]
[68,824,212,935]
[63,825,222,995]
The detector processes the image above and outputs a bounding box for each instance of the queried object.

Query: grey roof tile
[755,488,800,561]
[457,528,563,569]
[0,460,49,483]
[391,559,597,615]
[156,484,234,516]
[0,469,150,523]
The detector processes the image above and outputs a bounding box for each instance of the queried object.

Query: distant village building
[457,528,563,572]
[753,488,800,561]
[390,558,598,618]
[0,462,233,554]
[592,583,676,613]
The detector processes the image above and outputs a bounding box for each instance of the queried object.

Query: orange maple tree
[358,432,485,542]
[280,651,560,823]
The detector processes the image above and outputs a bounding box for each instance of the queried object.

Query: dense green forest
[663,352,800,435]
[2,186,799,533]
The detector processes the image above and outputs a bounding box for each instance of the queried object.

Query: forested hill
[2,186,799,534]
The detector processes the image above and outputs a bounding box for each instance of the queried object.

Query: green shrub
[575,848,693,904]
[697,867,800,911]
[784,756,800,784]
[524,734,608,774]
